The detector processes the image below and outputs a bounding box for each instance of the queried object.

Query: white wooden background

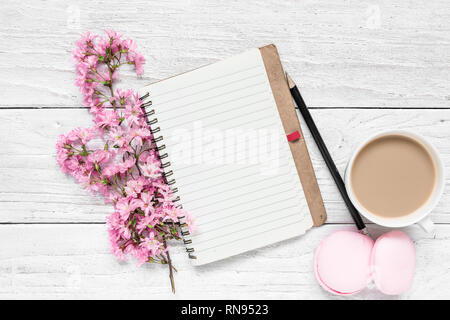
[0,0,449,299]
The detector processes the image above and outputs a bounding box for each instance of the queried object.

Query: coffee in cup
[345,130,444,230]
[350,134,435,218]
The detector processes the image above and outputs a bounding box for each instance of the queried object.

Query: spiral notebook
[140,44,326,265]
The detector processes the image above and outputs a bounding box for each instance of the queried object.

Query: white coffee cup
[344,130,445,232]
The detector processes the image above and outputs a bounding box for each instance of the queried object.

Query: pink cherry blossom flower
[127,50,146,76]
[184,212,196,234]
[94,109,120,129]
[124,177,146,198]
[68,127,97,145]
[140,191,156,215]
[87,150,111,165]
[141,159,161,180]
[108,126,128,149]
[129,127,151,146]
[124,102,143,126]
[163,207,180,223]
[140,232,163,256]
[136,214,155,232]
[102,164,120,177]
[116,157,136,173]
[57,30,194,293]
[116,197,139,220]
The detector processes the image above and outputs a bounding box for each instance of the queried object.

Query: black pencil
[286,73,369,235]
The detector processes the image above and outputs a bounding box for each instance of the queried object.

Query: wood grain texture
[0,0,449,108]
[1,0,450,299]
[0,223,449,299]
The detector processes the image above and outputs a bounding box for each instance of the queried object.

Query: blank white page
[140,49,313,265]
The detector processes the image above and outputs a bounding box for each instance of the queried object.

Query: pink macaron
[314,230,415,295]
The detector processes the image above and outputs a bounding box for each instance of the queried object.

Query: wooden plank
[1,0,449,108]
[0,223,448,299]
[0,108,448,223]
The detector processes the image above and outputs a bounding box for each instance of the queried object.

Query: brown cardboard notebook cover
[259,44,327,226]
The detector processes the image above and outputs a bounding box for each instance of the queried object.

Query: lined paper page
[141,49,313,265]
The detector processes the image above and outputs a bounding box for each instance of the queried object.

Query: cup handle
[417,216,435,233]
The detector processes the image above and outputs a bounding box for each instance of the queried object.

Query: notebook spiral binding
[140,92,196,259]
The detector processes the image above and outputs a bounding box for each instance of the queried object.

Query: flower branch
[56,30,195,293]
